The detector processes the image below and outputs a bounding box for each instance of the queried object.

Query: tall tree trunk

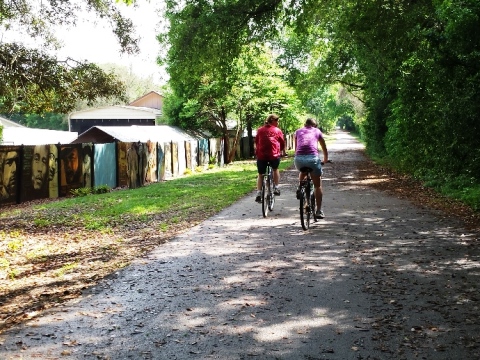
[228,125,242,163]
[246,114,254,158]
[220,107,230,165]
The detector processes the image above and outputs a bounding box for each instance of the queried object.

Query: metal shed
[69,106,162,134]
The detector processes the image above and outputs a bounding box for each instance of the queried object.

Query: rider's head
[265,114,280,126]
[305,118,317,127]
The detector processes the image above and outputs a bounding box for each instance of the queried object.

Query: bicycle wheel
[300,187,310,230]
[268,171,275,211]
[261,175,269,217]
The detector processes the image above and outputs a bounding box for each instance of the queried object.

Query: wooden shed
[129,91,164,110]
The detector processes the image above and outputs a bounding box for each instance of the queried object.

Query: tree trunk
[247,114,254,158]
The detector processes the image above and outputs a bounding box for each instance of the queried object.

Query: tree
[0,0,140,115]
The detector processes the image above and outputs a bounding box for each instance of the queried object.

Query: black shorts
[257,158,280,174]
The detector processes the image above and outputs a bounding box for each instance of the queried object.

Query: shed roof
[1,128,78,145]
[0,116,25,128]
[71,125,205,144]
[69,106,161,120]
[129,91,164,107]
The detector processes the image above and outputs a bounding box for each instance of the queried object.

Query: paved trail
[1,131,479,359]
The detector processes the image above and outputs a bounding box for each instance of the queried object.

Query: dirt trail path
[1,131,479,359]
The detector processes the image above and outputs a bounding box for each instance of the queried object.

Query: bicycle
[298,166,317,230]
[261,163,275,217]
[298,160,331,230]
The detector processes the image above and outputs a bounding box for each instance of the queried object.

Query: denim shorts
[294,155,323,176]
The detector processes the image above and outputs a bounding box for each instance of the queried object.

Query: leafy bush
[70,185,111,197]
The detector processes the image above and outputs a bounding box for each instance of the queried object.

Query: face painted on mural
[63,147,80,184]
[48,152,57,182]
[1,151,19,197]
[32,145,49,190]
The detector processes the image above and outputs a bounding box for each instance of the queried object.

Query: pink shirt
[295,126,323,155]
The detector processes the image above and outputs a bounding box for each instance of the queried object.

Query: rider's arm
[319,137,328,164]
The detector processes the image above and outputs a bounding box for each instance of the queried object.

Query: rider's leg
[255,160,267,202]
[257,173,263,191]
[311,174,323,211]
[298,172,307,182]
[273,168,280,186]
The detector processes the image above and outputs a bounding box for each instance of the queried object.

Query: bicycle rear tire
[300,188,310,230]
[268,173,275,211]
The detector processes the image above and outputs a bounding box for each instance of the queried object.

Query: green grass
[3,158,293,232]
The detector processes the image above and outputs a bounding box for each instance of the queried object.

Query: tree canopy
[159,0,480,186]
[0,0,139,114]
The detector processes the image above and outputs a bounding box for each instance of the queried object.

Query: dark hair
[305,118,317,127]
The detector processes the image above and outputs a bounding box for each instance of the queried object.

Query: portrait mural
[117,142,129,188]
[21,145,50,202]
[146,140,157,183]
[48,144,58,198]
[82,144,93,188]
[0,146,21,205]
[126,142,139,189]
[59,145,83,196]
[138,142,148,186]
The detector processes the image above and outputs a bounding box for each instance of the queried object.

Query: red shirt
[255,124,285,161]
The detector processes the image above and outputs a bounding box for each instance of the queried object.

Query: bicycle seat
[299,167,313,173]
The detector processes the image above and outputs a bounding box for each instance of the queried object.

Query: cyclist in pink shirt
[294,118,328,218]
[254,114,285,202]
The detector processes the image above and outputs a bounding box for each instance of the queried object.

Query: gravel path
[1,131,479,359]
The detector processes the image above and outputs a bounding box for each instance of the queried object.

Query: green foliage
[0,1,139,114]
[22,158,293,232]
[4,113,68,130]
[70,185,111,197]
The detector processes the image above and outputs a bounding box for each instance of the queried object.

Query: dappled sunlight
[250,309,337,342]
[2,131,479,359]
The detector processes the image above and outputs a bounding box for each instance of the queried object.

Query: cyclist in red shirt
[254,114,285,202]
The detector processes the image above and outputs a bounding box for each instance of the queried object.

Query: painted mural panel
[126,142,139,189]
[82,144,93,188]
[185,141,192,170]
[21,145,51,202]
[198,138,209,166]
[94,143,116,188]
[138,142,148,186]
[176,141,186,176]
[157,142,165,181]
[190,141,199,170]
[0,146,21,206]
[117,142,129,188]
[171,142,179,176]
[146,141,157,183]
[163,142,172,179]
[59,145,83,197]
[48,145,59,199]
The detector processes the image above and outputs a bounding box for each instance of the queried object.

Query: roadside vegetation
[0,157,293,333]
